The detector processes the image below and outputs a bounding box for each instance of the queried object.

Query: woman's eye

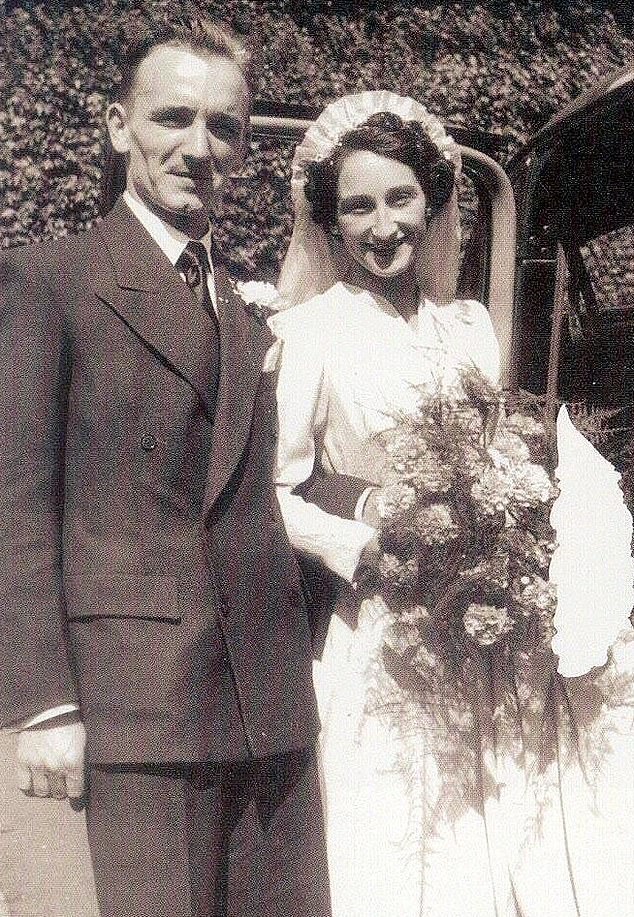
[390,190,416,207]
[339,198,374,216]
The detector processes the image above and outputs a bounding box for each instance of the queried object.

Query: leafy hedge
[1,1,633,277]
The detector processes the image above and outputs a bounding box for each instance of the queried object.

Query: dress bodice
[270,283,500,580]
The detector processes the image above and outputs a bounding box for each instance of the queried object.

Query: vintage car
[506,64,634,475]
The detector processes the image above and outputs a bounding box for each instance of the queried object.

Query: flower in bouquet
[463,602,514,646]
[512,574,557,618]
[382,429,426,473]
[376,482,418,527]
[378,552,419,591]
[492,430,531,464]
[508,462,558,509]
[471,466,512,516]
[414,503,460,545]
[407,449,453,495]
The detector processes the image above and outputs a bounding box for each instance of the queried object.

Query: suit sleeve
[0,247,79,727]
[293,470,373,520]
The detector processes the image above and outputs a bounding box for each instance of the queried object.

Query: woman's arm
[272,317,377,583]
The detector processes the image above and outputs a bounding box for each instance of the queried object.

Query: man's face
[107,44,250,235]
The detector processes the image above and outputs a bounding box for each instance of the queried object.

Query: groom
[0,17,329,917]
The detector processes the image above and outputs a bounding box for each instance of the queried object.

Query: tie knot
[177,242,209,299]
[185,241,209,272]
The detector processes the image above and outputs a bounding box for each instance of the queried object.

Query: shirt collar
[123,191,213,269]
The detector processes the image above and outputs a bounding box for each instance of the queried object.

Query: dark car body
[506,64,634,468]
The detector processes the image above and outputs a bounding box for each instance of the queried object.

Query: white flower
[378,553,419,588]
[377,483,417,523]
[234,280,280,307]
[471,466,511,515]
[491,431,531,463]
[508,463,558,508]
[414,503,460,545]
[463,603,514,646]
[399,605,430,626]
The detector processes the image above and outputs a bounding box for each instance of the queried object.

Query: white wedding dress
[270,283,634,917]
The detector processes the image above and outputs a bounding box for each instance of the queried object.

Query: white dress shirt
[16,193,218,731]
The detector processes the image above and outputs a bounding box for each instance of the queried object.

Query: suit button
[140,433,157,452]
[219,602,229,618]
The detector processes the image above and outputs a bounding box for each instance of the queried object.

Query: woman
[270,92,634,916]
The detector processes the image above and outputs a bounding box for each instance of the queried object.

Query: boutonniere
[230,280,281,325]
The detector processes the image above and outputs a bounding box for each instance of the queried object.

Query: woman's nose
[371,207,398,239]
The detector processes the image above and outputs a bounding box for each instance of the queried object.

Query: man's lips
[171,171,216,186]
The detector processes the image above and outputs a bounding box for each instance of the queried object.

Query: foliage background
[1,0,633,276]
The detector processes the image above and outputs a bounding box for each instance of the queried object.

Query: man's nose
[182,121,212,160]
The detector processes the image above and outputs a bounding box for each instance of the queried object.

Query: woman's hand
[361,487,383,528]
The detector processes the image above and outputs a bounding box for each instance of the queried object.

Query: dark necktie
[176,240,220,407]
[177,241,217,323]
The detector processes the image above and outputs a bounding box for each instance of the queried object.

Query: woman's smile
[336,150,427,282]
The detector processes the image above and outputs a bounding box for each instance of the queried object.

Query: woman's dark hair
[303,111,456,232]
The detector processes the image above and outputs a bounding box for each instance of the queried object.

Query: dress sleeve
[271,305,377,582]
[456,298,501,384]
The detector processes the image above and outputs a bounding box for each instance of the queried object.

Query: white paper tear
[549,405,634,677]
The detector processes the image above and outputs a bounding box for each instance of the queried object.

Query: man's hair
[100,16,254,215]
[304,111,456,232]
[115,15,255,103]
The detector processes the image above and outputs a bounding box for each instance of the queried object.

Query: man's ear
[106,102,131,155]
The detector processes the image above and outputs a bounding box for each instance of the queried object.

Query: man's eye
[155,109,192,128]
[207,118,242,142]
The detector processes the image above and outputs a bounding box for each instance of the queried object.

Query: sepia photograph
[0,1,633,914]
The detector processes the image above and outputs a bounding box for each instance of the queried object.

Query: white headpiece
[277,90,463,307]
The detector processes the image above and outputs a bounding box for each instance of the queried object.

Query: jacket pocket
[64,574,181,622]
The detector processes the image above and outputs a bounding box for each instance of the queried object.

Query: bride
[269,92,634,916]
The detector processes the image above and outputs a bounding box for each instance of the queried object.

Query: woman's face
[335,150,427,281]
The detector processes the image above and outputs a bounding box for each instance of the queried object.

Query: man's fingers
[16,765,32,794]
[30,769,50,798]
[64,770,85,799]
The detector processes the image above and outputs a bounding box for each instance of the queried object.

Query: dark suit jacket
[0,199,319,764]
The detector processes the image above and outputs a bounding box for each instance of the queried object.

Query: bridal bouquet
[372,370,559,668]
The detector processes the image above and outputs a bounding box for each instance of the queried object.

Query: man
[0,18,329,917]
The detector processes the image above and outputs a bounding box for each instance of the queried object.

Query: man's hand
[16,717,86,802]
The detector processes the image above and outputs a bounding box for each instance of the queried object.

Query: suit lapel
[203,261,274,515]
[94,198,219,413]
